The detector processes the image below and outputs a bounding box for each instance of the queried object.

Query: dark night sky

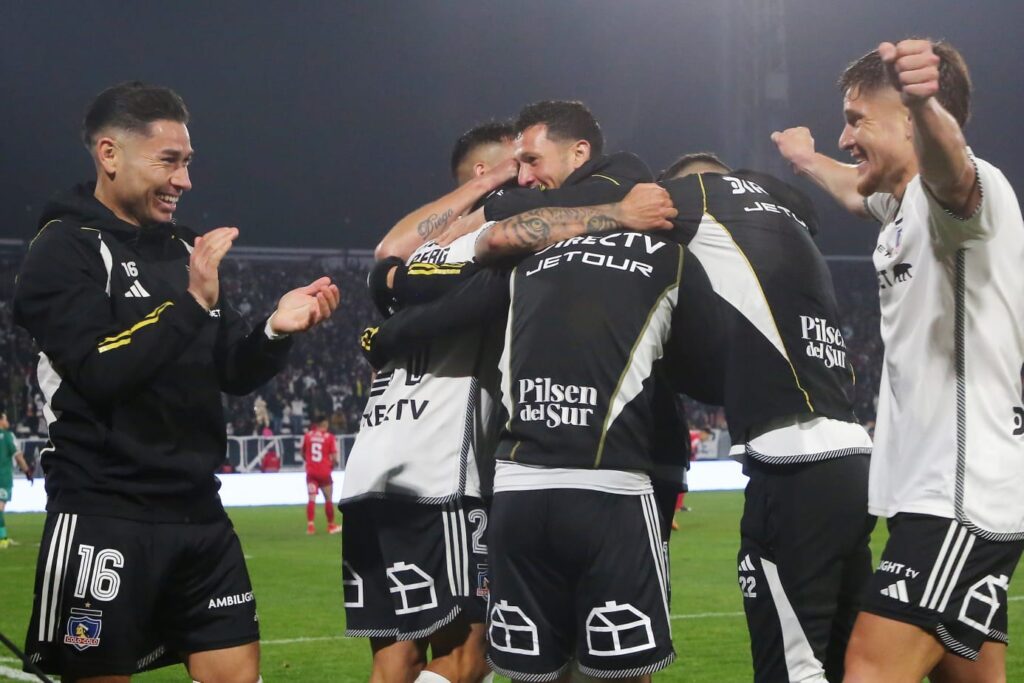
[3,1,1022,256]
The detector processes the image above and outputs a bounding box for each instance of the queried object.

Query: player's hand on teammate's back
[771,127,817,174]
[879,40,941,105]
[269,277,340,334]
[615,183,677,230]
[187,226,239,310]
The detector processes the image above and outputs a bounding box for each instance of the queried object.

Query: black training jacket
[662,170,858,442]
[13,184,292,522]
[496,232,721,471]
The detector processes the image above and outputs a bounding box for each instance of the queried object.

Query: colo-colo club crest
[64,608,103,651]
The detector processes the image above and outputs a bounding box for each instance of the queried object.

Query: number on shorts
[467,509,488,554]
[738,576,757,598]
[74,545,125,602]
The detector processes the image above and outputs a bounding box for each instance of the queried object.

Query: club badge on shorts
[64,608,103,651]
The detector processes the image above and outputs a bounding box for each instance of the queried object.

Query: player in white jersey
[773,39,1024,682]
[340,123,516,683]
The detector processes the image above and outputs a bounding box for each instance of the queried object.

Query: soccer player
[14,81,339,682]
[303,416,341,534]
[434,100,654,247]
[374,121,519,262]
[657,154,874,682]
[478,202,714,682]
[340,122,517,683]
[773,39,1024,682]
[0,411,32,549]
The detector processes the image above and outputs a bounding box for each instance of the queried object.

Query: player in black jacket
[658,154,873,683]
[14,82,339,682]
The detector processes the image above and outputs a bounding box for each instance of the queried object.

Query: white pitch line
[0,663,40,681]
[671,610,745,620]
[262,635,344,645]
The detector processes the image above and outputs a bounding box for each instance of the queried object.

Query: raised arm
[771,127,867,218]
[374,159,518,261]
[881,40,979,218]
[476,183,677,263]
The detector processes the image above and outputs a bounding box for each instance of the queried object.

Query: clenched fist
[771,127,816,174]
[878,40,941,106]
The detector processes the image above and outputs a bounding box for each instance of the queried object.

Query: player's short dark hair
[82,81,190,149]
[658,152,732,181]
[449,121,515,179]
[838,40,972,128]
[515,100,604,157]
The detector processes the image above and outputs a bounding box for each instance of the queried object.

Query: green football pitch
[1,491,1021,682]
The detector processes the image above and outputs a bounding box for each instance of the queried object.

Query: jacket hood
[732,169,820,236]
[565,152,654,186]
[37,183,181,239]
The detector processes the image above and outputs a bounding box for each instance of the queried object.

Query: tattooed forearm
[417,209,454,238]
[480,205,621,261]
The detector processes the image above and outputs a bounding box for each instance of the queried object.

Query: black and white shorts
[862,513,1024,660]
[486,489,674,681]
[738,454,874,683]
[341,497,489,640]
[23,512,258,679]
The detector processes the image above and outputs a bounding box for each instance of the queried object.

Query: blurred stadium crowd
[0,246,882,449]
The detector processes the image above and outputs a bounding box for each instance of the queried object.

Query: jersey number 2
[467,509,488,554]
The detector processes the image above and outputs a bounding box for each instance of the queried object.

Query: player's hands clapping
[269,277,341,334]
[879,39,940,107]
[771,127,817,175]
[188,226,239,310]
[614,183,677,231]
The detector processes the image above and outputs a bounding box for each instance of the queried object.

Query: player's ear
[571,139,591,167]
[95,135,121,176]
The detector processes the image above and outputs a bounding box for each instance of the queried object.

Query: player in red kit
[303,416,341,534]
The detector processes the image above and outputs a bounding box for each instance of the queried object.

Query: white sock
[480,674,495,683]
[414,671,451,683]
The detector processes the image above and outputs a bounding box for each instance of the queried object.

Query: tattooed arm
[475,183,677,263]
[374,158,518,262]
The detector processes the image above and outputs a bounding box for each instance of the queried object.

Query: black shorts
[738,454,874,683]
[342,497,489,640]
[862,513,1024,660]
[23,512,258,678]
[487,489,674,681]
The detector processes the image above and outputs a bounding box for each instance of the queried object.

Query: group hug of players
[10,37,1023,683]
[340,38,1024,683]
